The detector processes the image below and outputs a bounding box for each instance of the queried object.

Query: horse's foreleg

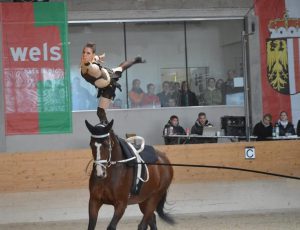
[148,214,157,230]
[138,199,159,230]
[88,198,103,230]
[107,203,127,230]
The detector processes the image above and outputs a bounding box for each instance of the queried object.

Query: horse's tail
[156,191,175,225]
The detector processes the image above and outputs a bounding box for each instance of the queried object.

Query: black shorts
[97,78,121,100]
[100,82,116,99]
[81,66,121,100]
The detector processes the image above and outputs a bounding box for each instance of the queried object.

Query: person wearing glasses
[252,113,273,141]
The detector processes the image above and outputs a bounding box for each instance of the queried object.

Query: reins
[134,162,300,181]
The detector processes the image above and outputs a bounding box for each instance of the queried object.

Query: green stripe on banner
[34,2,72,134]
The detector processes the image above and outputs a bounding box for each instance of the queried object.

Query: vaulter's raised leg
[117,56,146,73]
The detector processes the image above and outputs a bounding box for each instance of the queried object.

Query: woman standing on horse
[80,42,145,122]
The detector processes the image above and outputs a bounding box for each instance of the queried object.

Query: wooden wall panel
[157,141,300,182]
[0,140,300,193]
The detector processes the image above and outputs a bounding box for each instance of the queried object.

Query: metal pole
[242,30,250,142]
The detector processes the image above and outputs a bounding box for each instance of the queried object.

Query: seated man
[190,112,216,143]
[163,115,186,145]
[252,113,273,141]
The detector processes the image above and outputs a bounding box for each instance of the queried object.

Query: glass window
[186,20,244,106]
[68,19,244,111]
[125,22,186,108]
[69,23,125,111]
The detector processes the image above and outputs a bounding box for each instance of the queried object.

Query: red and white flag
[256,0,300,125]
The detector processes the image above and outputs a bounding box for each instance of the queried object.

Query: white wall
[5,106,244,152]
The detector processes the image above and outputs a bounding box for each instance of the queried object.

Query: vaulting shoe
[134,56,146,64]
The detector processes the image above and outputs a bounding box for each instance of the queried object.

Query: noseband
[92,132,113,170]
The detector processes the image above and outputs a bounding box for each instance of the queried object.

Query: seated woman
[276,111,296,136]
[80,42,145,122]
[163,115,186,145]
[252,113,273,141]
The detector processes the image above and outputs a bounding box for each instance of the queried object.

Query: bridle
[92,131,136,171]
[93,132,113,168]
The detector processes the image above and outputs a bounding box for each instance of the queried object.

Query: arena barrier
[0,140,300,193]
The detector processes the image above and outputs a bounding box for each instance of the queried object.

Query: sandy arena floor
[1,180,300,230]
[1,210,300,230]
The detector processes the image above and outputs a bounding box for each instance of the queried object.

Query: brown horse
[85,119,175,230]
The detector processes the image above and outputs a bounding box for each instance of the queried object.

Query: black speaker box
[221,116,245,136]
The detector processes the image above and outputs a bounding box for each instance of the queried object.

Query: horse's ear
[104,119,114,133]
[85,120,95,134]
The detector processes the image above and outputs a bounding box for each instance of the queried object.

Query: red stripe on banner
[6,113,39,135]
[294,39,300,93]
[2,4,40,134]
[2,3,65,135]
[255,0,291,121]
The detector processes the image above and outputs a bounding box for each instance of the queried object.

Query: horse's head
[85,119,114,178]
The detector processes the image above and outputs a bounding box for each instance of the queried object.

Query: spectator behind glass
[297,120,300,136]
[174,82,181,94]
[252,113,273,141]
[178,81,198,106]
[141,83,161,108]
[163,115,186,145]
[129,79,144,108]
[224,70,243,94]
[190,112,215,144]
[216,79,225,105]
[276,111,296,136]
[203,77,222,105]
[157,81,171,107]
[224,69,244,105]
[167,98,177,107]
[168,81,180,106]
